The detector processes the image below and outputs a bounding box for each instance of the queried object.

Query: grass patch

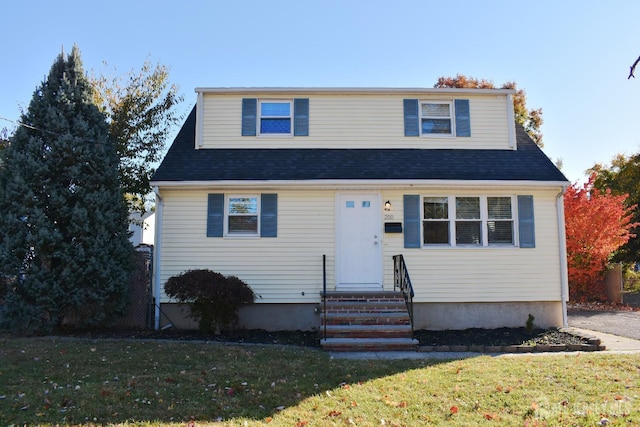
[0,337,638,425]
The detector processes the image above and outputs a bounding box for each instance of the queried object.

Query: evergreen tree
[0,46,133,333]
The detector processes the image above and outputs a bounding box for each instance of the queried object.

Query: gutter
[153,186,163,330]
[194,87,516,96]
[557,185,570,328]
[150,179,571,191]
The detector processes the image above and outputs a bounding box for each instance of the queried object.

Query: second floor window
[259,100,292,135]
[421,101,453,135]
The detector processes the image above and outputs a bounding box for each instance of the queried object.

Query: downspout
[153,186,163,330]
[557,185,570,328]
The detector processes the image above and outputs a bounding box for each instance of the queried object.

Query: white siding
[158,187,564,304]
[200,92,512,150]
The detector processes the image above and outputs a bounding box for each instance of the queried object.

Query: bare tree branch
[628,56,640,79]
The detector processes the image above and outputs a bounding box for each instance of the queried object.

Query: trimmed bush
[164,269,255,333]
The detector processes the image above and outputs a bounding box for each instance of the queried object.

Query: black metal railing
[393,254,415,332]
[322,254,327,341]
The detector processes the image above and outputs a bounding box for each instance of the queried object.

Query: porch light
[384,200,391,211]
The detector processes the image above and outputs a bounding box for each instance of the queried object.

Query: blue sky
[1,0,639,182]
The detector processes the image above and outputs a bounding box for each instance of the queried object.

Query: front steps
[320,291,418,352]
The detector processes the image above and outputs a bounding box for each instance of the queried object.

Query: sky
[1,0,639,183]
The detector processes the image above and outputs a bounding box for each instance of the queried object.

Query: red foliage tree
[434,74,544,147]
[564,175,637,300]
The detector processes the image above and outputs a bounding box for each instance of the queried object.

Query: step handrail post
[323,254,327,341]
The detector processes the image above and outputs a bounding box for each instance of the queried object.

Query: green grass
[1,337,638,426]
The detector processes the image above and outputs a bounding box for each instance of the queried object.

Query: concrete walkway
[569,327,640,352]
[329,327,640,360]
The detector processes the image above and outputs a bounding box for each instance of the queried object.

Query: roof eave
[194,87,516,96]
[151,179,570,190]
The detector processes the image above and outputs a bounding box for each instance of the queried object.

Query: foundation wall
[159,301,563,331]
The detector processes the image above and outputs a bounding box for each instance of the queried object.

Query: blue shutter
[260,193,277,237]
[518,195,535,248]
[293,98,309,136]
[455,99,471,137]
[207,194,224,237]
[241,98,257,136]
[404,195,420,248]
[403,99,419,137]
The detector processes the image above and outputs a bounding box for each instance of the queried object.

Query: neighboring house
[150,87,569,333]
[128,211,156,247]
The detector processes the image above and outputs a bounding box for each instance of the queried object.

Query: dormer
[194,87,517,150]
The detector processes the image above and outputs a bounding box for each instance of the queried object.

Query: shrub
[164,269,255,333]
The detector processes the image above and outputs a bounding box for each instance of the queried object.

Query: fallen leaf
[450,405,459,414]
[328,410,341,417]
[265,417,273,423]
[295,421,308,427]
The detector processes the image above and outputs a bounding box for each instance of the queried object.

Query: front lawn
[1,337,637,426]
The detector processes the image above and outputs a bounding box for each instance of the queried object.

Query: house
[128,211,156,247]
[150,87,569,336]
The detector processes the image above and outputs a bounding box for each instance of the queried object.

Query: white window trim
[422,195,517,248]
[486,196,516,246]
[257,99,293,137]
[224,194,260,238]
[420,100,455,138]
[454,196,483,246]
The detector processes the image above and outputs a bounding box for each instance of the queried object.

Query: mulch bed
[44,326,589,349]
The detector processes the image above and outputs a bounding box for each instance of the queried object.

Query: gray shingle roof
[152,106,568,183]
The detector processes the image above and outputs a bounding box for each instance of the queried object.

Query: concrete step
[324,324,413,339]
[324,291,405,300]
[321,337,419,352]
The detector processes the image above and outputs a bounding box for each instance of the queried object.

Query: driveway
[568,292,640,340]
[568,310,640,340]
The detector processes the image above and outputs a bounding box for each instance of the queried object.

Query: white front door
[336,193,382,290]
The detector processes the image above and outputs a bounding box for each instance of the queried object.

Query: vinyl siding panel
[200,93,511,150]
[158,187,564,305]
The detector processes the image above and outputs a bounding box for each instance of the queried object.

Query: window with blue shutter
[261,194,278,237]
[403,99,419,137]
[407,98,471,138]
[207,193,278,238]
[293,98,309,136]
[404,195,421,248]
[241,98,257,136]
[207,194,224,237]
[454,99,471,137]
[517,195,535,248]
[243,98,310,137]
